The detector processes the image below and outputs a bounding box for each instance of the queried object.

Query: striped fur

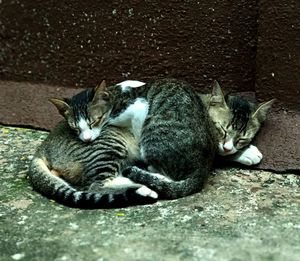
[104,79,217,199]
[37,79,273,203]
[99,79,274,198]
[29,88,157,208]
[200,81,274,156]
[29,122,157,208]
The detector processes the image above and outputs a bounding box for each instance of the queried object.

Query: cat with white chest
[29,78,274,206]
[66,79,274,199]
[29,83,158,208]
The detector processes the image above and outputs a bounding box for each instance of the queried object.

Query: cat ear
[210,80,226,105]
[92,80,110,104]
[49,98,71,117]
[252,99,276,122]
[95,80,106,92]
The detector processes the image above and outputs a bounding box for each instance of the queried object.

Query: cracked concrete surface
[0,126,299,261]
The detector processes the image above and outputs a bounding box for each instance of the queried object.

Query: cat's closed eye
[73,127,80,134]
[219,124,227,139]
[68,122,80,133]
[90,118,101,127]
[235,138,250,148]
[209,102,219,107]
[214,122,227,139]
[89,113,107,127]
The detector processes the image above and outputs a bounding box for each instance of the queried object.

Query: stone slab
[253,111,300,173]
[0,126,299,261]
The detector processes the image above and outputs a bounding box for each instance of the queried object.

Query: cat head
[208,81,275,156]
[50,80,112,142]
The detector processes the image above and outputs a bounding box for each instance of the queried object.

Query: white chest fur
[109,98,149,140]
[117,80,146,92]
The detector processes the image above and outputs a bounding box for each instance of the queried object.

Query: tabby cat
[28,84,158,208]
[199,81,275,165]
[79,78,274,199]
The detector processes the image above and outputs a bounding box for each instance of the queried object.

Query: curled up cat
[199,81,275,166]
[84,79,274,199]
[28,82,158,209]
[29,78,274,206]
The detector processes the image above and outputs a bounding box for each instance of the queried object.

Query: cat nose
[223,140,233,153]
[83,137,92,142]
[223,147,232,153]
[82,132,92,142]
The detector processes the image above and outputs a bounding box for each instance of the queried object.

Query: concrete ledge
[0,81,84,130]
[254,111,300,173]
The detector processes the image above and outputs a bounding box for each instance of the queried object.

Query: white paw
[104,177,135,188]
[234,145,263,166]
[136,186,158,199]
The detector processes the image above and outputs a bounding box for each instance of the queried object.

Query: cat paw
[234,145,263,166]
[136,186,158,199]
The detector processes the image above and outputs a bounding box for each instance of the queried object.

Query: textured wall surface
[0,0,258,92]
[0,81,84,130]
[253,111,300,173]
[256,0,300,110]
[1,1,299,172]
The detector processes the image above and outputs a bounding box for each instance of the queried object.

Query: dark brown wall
[1,1,300,173]
[256,0,300,111]
[0,0,258,92]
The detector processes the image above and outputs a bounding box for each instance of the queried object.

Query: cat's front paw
[234,145,263,166]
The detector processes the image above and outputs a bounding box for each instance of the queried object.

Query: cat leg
[102,176,158,199]
[230,145,263,165]
[122,166,206,199]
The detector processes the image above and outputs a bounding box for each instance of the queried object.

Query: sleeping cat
[71,79,272,166]
[71,78,274,199]
[199,81,275,165]
[118,79,274,166]
[47,79,213,200]
[28,83,158,208]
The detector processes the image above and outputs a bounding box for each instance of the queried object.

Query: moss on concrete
[0,125,299,261]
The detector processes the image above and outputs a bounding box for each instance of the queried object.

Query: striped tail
[123,166,209,199]
[28,158,157,208]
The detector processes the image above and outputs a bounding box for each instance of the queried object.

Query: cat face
[66,104,109,142]
[208,81,275,156]
[50,81,112,142]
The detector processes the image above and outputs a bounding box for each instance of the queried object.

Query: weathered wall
[0,0,258,92]
[1,1,300,172]
[256,0,300,111]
